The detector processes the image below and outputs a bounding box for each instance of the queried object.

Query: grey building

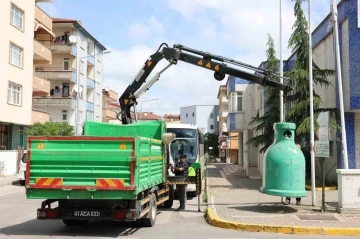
[180,105,219,134]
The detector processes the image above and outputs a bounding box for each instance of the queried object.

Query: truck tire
[163,186,174,208]
[141,194,157,227]
[63,219,89,226]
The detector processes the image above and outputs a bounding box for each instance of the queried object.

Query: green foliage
[285,0,338,145]
[285,0,339,177]
[204,132,219,156]
[247,33,280,152]
[24,122,74,136]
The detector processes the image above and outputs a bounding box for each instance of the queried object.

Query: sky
[38,0,339,116]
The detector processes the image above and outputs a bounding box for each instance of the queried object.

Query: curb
[204,170,360,236]
[305,185,337,191]
[205,208,360,236]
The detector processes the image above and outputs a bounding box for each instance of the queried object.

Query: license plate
[73,211,100,217]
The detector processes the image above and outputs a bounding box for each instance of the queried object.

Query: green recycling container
[263,122,307,197]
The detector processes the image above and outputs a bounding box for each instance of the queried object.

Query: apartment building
[163,114,180,124]
[0,0,52,150]
[180,105,218,134]
[33,18,107,135]
[102,88,118,123]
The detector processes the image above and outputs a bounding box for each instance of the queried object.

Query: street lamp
[139,98,158,121]
[75,50,111,135]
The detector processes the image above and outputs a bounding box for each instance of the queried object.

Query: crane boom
[118,43,292,124]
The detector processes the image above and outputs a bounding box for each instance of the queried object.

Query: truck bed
[26,136,165,200]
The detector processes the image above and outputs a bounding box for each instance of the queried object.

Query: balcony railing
[33,75,50,96]
[35,67,77,83]
[33,97,75,108]
[87,53,95,65]
[87,78,95,89]
[35,66,76,72]
[34,39,52,63]
[102,109,117,120]
[32,109,50,124]
[103,89,118,101]
[51,44,77,56]
[220,110,228,118]
[86,101,94,111]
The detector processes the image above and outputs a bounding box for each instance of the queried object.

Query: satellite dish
[69,35,77,43]
[74,85,78,92]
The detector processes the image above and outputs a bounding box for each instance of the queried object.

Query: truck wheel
[164,186,174,208]
[141,194,157,227]
[63,219,89,226]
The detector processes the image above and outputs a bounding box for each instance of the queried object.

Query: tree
[247,34,280,153]
[24,122,74,136]
[204,132,219,157]
[285,0,338,175]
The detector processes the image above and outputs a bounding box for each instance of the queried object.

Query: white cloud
[128,16,165,38]
[103,0,332,117]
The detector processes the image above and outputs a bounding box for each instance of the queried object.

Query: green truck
[25,121,177,227]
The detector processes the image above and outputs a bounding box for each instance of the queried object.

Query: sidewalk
[205,163,360,236]
[0,175,19,187]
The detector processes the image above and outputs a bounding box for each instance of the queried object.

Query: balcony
[33,97,74,108]
[35,67,77,83]
[86,101,94,111]
[33,75,50,97]
[87,53,95,65]
[102,109,117,120]
[32,109,50,124]
[35,6,52,31]
[34,40,52,64]
[51,44,77,56]
[87,78,95,89]
[220,95,228,104]
[103,88,118,102]
[220,110,228,119]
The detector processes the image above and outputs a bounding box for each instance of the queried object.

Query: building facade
[222,0,360,182]
[180,105,218,134]
[33,18,107,135]
[310,0,360,180]
[102,88,118,123]
[0,0,53,150]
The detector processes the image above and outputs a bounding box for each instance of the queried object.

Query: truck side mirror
[162,133,176,145]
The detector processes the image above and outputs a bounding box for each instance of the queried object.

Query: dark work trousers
[176,184,187,208]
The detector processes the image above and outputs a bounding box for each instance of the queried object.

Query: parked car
[18,153,27,186]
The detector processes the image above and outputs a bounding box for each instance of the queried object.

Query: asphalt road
[0,184,356,239]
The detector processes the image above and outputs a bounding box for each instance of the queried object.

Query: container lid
[275,122,296,130]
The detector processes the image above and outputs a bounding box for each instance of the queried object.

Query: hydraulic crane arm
[118,43,292,124]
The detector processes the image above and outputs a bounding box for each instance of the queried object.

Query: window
[87,111,94,121]
[210,113,214,118]
[10,44,22,67]
[80,60,84,74]
[8,82,21,106]
[62,110,68,121]
[229,91,243,112]
[10,4,24,30]
[96,93,100,106]
[79,85,83,99]
[192,112,195,117]
[62,83,69,97]
[186,113,188,118]
[64,58,69,70]
[210,125,214,130]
